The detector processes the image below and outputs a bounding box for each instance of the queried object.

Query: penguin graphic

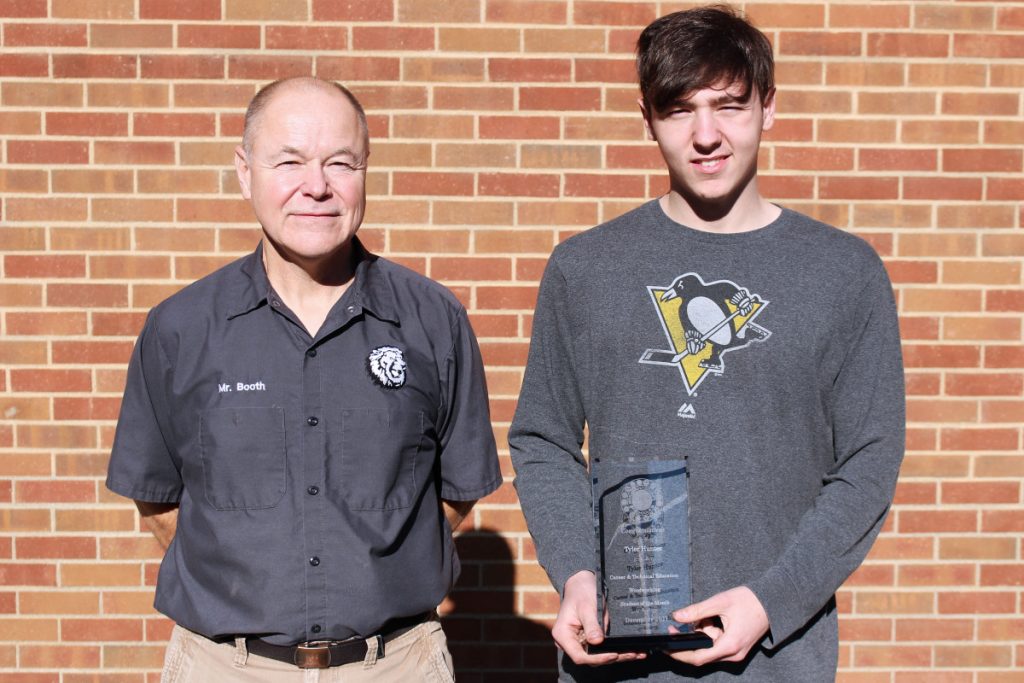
[660,273,769,371]
[640,272,771,403]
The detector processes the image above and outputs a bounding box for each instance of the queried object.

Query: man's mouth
[692,156,728,173]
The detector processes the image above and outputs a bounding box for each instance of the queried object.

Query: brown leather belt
[245,611,436,669]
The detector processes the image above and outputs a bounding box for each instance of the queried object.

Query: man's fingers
[672,594,725,625]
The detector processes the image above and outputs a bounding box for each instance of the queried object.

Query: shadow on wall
[443,527,558,682]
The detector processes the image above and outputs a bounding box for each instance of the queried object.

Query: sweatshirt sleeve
[509,256,596,593]
[747,263,906,647]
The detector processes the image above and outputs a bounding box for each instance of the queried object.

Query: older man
[107,77,501,681]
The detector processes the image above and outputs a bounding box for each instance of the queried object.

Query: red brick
[47,283,129,308]
[946,373,1022,397]
[87,82,168,108]
[486,0,565,23]
[6,312,88,336]
[478,173,559,198]
[867,32,949,57]
[266,25,349,50]
[228,55,313,80]
[89,22,172,47]
[3,22,87,46]
[780,31,861,56]
[393,172,474,197]
[899,510,977,534]
[982,510,1024,533]
[46,112,128,137]
[0,0,48,17]
[397,0,478,22]
[5,255,86,279]
[904,177,983,201]
[830,4,909,28]
[62,618,143,642]
[141,55,224,79]
[16,538,96,560]
[938,591,1016,614]
[178,23,259,48]
[944,149,1022,174]
[895,618,974,641]
[941,428,1019,452]
[955,33,1024,59]
[902,120,979,145]
[943,93,1019,117]
[565,174,645,198]
[980,564,1024,587]
[312,0,391,20]
[52,0,131,18]
[0,564,57,587]
[820,177,898,200]
[571,1,654,26]
[53,54,136,78]
[479,116,560,140]
[316,56,400,82]
[0,111,41,134]
[521,87,602,111]
[776,147,854,171]
[94,141,175,165]
[140,0,220,19]
[8,140,89,165]
[0,43,35,70]
[902,345,980,369]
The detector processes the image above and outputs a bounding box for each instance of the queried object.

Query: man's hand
[553,571,645,667]
[666,586,769,666]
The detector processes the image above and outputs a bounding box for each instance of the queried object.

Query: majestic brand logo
[639,272,770,400]
[367,346,407,389]
[676,403,697,419]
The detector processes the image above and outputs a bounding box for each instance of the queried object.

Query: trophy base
[589,632,714,654]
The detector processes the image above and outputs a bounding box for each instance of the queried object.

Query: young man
[107,77,501,680]
[510,6,905,681]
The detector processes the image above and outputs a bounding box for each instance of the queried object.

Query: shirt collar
[231,238,399,324]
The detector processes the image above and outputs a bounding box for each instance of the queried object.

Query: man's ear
[234,145,252,200]
[761,87,777,132]
[638,98,656,142]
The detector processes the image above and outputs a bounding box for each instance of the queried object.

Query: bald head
[241,77,369,158]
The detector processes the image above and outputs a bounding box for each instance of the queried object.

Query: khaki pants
[161,621,455,682]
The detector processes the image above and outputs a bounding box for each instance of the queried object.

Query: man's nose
[692,110,722,152]
[301,163,330,198]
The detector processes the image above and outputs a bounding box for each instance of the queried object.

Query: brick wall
[1,0,1021,680]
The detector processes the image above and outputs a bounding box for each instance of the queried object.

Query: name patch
[218,381,267,393]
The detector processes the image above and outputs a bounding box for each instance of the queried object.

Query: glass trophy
[589,456,712,653]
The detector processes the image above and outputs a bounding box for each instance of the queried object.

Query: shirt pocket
[334,408,423,511]
[199,406,287,511]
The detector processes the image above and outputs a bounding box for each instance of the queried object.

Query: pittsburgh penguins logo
[639,273,770,397]
[367,346,407,389]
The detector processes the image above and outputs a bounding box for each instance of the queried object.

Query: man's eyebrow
[672,91,749,108]
[273,146,364,161]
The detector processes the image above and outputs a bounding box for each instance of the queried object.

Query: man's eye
[276,160,300,167]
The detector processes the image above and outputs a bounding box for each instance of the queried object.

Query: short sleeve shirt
[106,241,501,644]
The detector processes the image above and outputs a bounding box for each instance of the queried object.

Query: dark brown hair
[242,77,368,156]
[637,4,774,114]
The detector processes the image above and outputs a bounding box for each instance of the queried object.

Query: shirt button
[307,485,319,496]
[309,556,320,567]
[306,416,319,426]
[311,624,321,634]
[346,305,356,314]
[306,348,317,357]
[271,300,281,308]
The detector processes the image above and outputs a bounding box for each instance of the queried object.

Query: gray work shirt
[106,240,501,644]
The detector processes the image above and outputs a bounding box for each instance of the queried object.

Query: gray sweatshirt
[509,201,905,681]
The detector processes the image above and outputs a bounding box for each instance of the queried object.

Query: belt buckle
[294,640,333,669]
